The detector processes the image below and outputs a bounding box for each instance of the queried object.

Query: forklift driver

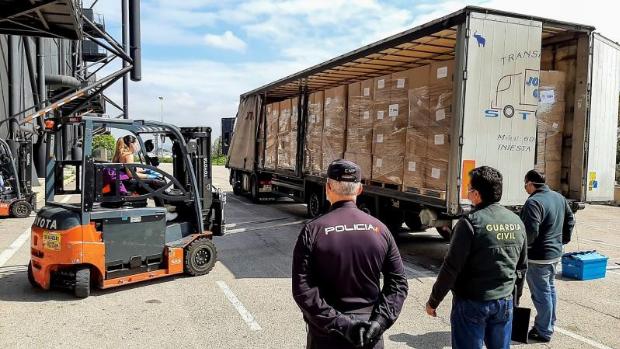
[102,135,169,211]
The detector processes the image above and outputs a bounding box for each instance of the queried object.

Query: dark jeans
[450,296,513,349]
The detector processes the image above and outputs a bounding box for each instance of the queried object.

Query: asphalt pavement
[0,166,618,349]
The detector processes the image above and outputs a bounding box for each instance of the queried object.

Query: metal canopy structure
[242,6,594,99]
[0,0,82,40]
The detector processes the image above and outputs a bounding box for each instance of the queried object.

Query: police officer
[292,159,408,349]
[425,166,528,349]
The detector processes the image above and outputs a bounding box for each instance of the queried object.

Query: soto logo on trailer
[484,69,540,120]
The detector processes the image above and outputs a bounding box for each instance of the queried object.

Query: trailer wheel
[250,176,260,203]
[10,200,32,218]
[404,212,424,231]
[380,208,404,236]
[436,226,452,241]
[74,267,91,298]
[307,191,323,218]
[184,238,217,276]
[27,261,39,288]
[232,172,243,196]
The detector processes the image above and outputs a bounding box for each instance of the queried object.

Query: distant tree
[93,134,115,155]
[212,136,222,157]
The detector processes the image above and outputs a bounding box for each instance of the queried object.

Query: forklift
[0,138,36,218]
[28,116,224,298]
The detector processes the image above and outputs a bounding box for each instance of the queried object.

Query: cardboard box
[359,79,374,128]
[540,70,566,102]
[322,86,347,171]
[277,133,293,170]
[405,127,427,157]
[409,65,430,90]
[408,87,430,128]
[305,92,324,174]
[425,159,448,191]
[426,127,450,162]
[372,126,406,156]
[373,101,389,128]
[265,103,280,169]
[348,82,362,129]
[541,131,563,162]
[374,74,391,102]
[279,99,292,133]
[346,127,373,154]
[429,86,453,128]
[391,70,410,102]
[403,155,425,189]
[544,160,561,191]
[430,60,454,87]
[345,152,372,180]
[372,155,404,185]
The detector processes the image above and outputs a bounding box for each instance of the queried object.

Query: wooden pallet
[403,186,447,200]
[368,180,401,191]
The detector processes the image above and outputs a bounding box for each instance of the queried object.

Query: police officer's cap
[327,159,361,183]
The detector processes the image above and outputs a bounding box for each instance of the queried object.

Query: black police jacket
[291,200,408,338]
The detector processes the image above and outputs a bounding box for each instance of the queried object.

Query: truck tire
[379,208,404,236]
[27,261,39,288]
[232,172,243,196]
[307,191,323,218]
[250,176,260,203]
[10,200,32,218]
[74,267,91,298]
[404,212,424,231]
[436,226,452,241]
[184,238,217,276]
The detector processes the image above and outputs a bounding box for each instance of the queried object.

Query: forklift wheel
[10,200,32,218]
[184,238,217,276]
[27,262,39,288]
[74,267,91,298]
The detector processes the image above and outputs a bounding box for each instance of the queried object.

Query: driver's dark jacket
[292,200,408,347]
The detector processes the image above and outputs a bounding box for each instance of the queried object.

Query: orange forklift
[28,116,224,297]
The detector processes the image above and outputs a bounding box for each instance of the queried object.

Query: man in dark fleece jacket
[521,169,575,342]
[426,166,527,349]
[292,160,408,349]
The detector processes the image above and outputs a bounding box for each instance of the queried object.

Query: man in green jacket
[521,169,575,342]
[426,166,528,349]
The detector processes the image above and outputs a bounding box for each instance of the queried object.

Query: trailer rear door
[459,12,542,207]
[585,33,620,202]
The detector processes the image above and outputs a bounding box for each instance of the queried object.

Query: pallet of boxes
[342,61,454,198]
[264,98,298,172]
[536,71,566,191]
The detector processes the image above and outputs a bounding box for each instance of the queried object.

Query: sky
[86,0,619,140]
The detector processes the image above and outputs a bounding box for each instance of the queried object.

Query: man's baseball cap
[327,159,361,183]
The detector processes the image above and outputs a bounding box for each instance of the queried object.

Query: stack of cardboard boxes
[371,72,407,185]
[345,79,373,179]
[278,60,455,195]
[277,99,292,170]
[275,98,299,171]
[425,61,454,191]
[536,70,566,190]
[322,86,347,171]
[264,102,279,169]
[305,91,324,174]
[403,61,454,192]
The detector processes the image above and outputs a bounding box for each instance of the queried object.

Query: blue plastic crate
[561,250,608,280]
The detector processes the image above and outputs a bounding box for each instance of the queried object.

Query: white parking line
[225,219,306,234]
[555,326,614,349]
[0,228,30,268]
[216,280,262,331]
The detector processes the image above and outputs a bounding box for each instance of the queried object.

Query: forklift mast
[176,127,225,235]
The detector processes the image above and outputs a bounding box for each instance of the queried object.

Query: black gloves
[343,319,368,347]
[364,320,383,343]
